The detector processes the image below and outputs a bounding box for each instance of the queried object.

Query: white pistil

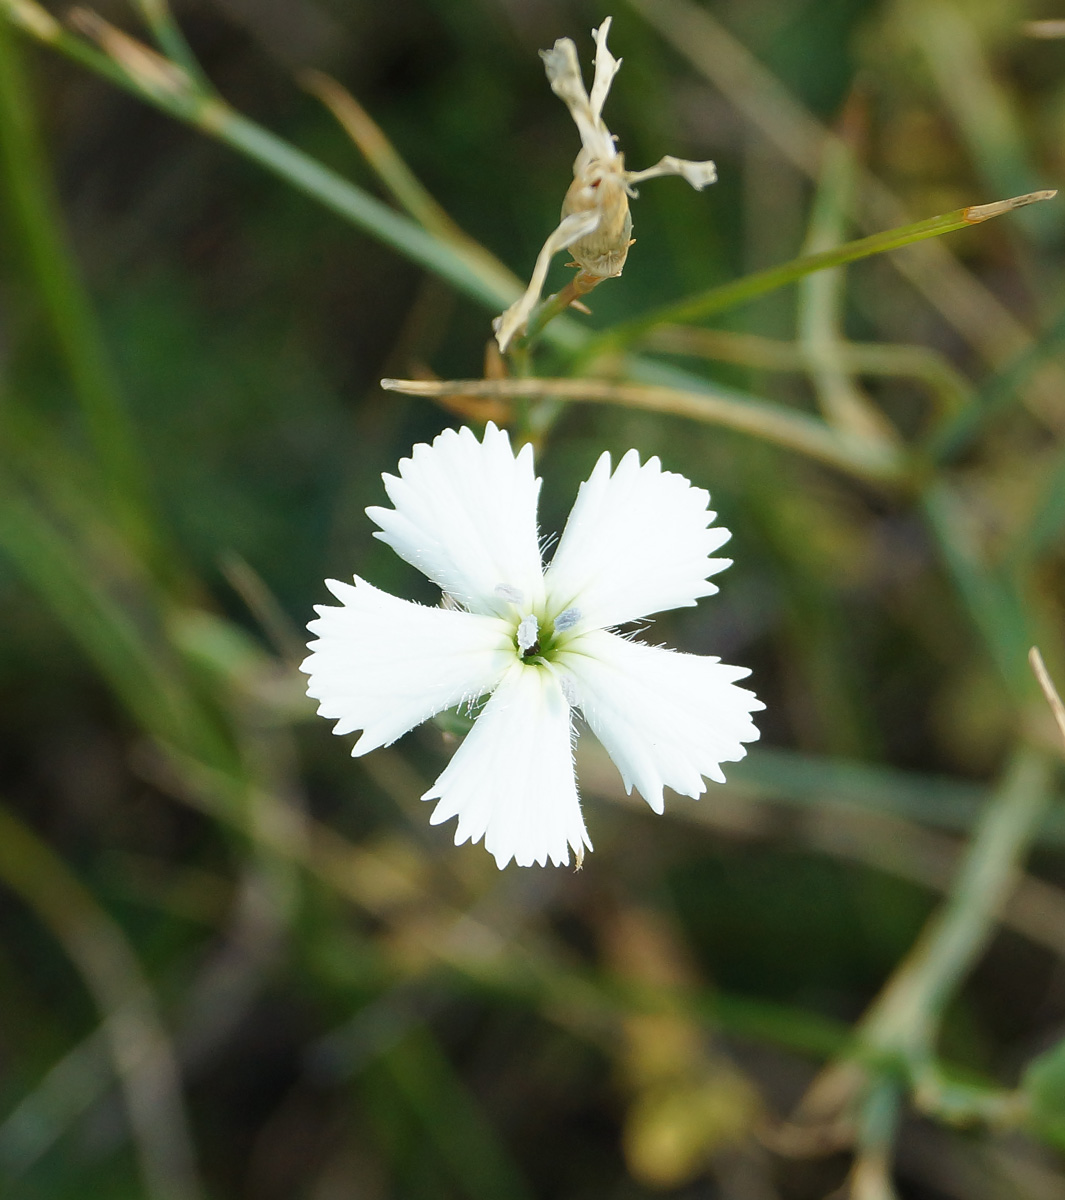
[517,615,540,653]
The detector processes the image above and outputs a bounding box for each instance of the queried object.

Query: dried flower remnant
[494,16,717,352]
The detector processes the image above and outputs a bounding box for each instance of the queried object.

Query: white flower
[494,16,718,352]
[302,424,763,869]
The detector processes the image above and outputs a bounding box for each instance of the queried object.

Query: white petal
[558,630,763,813]
[301,576,514,755]
[367,423,545,615]
[422,662,591,869]
[544,449,732,631]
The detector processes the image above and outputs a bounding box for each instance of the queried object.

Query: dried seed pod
[494,17,716,352]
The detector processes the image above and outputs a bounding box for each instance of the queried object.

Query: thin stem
[848,1082,902,1200]
[380,375,908,483]
[798,127,898,444]
[579,190,1057,359]
[796,745,1056,1130]
[521,270,603,348]
[301,69,522,302]
[923,483,1033,697]
[927,300,1065,462]
[127,0,210,90]
[626,0,1062,413]
[643,327,972,417]
[859,748,1055,1064]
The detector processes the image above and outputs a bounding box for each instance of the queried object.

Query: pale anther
[554,607,581,631]
[495,584,525,604]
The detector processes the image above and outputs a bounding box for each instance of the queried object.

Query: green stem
[861,747,1055,1064]
[923,483,1034,697]
[849,1082,902,1200]
[580,190,1057,359]
[927,300,1065,462]
[128,0,210,90]
[798,130,898,444]
[644,327,971,418]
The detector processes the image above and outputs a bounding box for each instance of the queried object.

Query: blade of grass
[0,477,234,769]
[1010,440,1065,570]
[578,190,1057,357]
[0,5,584,341]
[797,124,898,444]
[0,1029,111,1177]
[926,301,1065,462]
[624,0,1061,394]
[643,327,971,418]
[126,0,211,90]
[0,16,159,556]
[300,70,523,303]
[923,482,1035,698]
[908,1,1053,243]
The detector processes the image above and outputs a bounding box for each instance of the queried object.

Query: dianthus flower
[494,16,717,352]
[302,424,762,868]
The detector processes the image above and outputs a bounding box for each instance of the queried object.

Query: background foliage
[3,0,1065,1197]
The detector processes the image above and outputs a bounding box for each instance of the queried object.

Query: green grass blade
[923,483,1035,698]
[927,302,1065,462]
[581,190,1057,356]
[0,17,156,548]
[0,5,543,324]
[0,479,233,767]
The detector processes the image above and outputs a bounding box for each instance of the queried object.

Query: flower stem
[521,270,604,348]
[860,746,1055,1065]
[381,375,907,483]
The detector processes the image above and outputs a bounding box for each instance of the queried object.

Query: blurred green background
[3,0,1065,1196]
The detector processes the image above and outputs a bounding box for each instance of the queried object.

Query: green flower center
[513,607,581,662]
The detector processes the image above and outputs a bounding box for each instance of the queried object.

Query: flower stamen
[554,607,582,632]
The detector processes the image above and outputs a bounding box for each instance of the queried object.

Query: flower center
[511,608,582,661]
[497,585,582,661]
